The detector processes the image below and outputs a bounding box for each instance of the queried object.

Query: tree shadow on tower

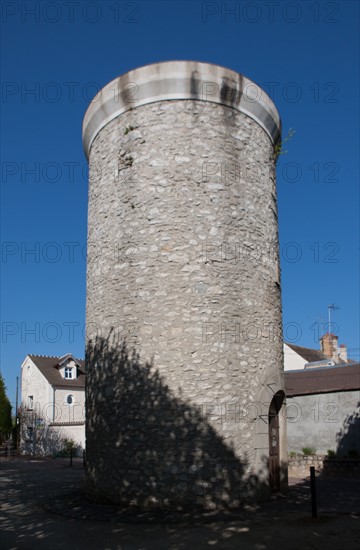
[85,332,270,511]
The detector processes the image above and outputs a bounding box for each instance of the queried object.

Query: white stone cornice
[82,60,282,158]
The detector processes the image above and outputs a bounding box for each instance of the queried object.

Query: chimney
[320,333,339,363]
[339,344,348,363]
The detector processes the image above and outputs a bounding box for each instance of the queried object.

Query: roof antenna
[328,303,340,334]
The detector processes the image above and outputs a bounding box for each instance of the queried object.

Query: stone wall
[287,390,360,455]
[288,455,360,477]
[84,62,285,508]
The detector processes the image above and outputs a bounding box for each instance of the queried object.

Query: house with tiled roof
[284,333,351,371]
[20,353,85,455]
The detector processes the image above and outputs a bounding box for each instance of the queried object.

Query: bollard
[310,466,318,518]
[70,446,73,467]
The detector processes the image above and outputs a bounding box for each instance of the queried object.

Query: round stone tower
[83,61,286,509]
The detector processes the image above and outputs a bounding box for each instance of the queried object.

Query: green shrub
[302,447,316,456]
[289,451,297,458]
[327,449,336,458]
[54,437,75,458]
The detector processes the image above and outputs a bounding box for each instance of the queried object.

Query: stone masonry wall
[85,99,284,508]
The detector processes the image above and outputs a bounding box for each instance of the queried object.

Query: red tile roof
[285,363,360,396]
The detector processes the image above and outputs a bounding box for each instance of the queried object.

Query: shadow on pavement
[1,458,359,550]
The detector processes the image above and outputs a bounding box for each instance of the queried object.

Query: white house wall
[53,388,85,424]
[20,355,85,455]
[50,424,85,449]
[283,343,306,371]
[21,357,52,418]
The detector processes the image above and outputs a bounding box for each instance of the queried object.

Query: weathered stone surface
[84,65,285,508]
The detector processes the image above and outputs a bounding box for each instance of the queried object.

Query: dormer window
[60,358,78,380]
[65,367,74,379]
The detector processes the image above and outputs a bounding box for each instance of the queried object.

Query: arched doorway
[268,391,285,491]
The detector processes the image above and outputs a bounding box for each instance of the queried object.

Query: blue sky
[1,0,359,406]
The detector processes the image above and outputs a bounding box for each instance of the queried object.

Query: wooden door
[269,404,280,491]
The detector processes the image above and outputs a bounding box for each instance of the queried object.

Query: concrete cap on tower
[82,61,282,158]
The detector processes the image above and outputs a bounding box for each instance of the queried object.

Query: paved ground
[0,457,359,549]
